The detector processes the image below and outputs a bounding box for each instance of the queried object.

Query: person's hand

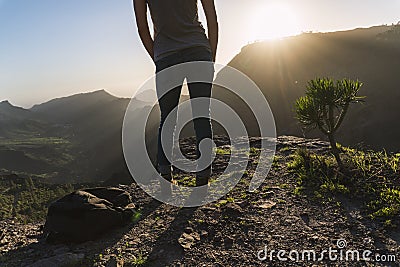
[201,0,218,64]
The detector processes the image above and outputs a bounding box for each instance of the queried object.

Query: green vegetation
[249,147,260,155]
[0,137,70,146]
[215,196,235,207]
[289,147,400,223]
[129,253,147,266]
[131,210,142,223]
[295,78,364,169]
[292,77,399,224]
[214,146,231,155]
[0,135,75,181]
[176,176,196,187]
[0,175,76,223]
[280,146,291,153]
[271,155,282,169]
[369,188,400,218]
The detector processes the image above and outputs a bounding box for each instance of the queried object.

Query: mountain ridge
[0,89,148,183]
[217,24,400,152]
[0,100,31,118]
[31,89,117,110]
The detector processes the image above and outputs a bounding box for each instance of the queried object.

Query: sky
[0,0,399,108]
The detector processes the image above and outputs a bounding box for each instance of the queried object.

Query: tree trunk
[328,133,343,170]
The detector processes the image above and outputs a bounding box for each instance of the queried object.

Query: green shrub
[289,147,400,221]
[295,78,365,169]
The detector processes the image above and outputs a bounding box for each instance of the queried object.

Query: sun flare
[248,2,301,41]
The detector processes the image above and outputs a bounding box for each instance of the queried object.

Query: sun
[248,2,301,41]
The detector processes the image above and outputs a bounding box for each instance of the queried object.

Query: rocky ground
[0,136,399,267]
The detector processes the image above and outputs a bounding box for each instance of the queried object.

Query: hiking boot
[193,172,211,206]
[196,176,210,187]
[196,166,211,186]
[161,172,173,182]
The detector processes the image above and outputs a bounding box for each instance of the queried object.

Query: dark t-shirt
[145,0,211,62]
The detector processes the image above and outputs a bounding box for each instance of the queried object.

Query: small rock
[284,216,300,225]
[156,219,165,226]
[0,238,8,246]
[262,191,274,197]
[223,203,243,215]
[258,200,277,209]
[201,206,217,212]
[200,230,208,238]
[363,237,373,244]
[192,232,200,241]
[208,219,219,225]
[178,233,195,249]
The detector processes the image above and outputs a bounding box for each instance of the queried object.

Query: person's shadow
[144,191,203,267]
[144,208,197,266]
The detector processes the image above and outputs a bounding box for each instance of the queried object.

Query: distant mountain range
[1,25,399,184]
[0,90,150,184]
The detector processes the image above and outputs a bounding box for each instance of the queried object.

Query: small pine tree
[295,78,365,169]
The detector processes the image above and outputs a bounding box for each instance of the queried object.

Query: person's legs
[155,46,214,189]
[155,55,185,177]
[187,80,213,185]
[184,48,214,185]
[156,85,182,176]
